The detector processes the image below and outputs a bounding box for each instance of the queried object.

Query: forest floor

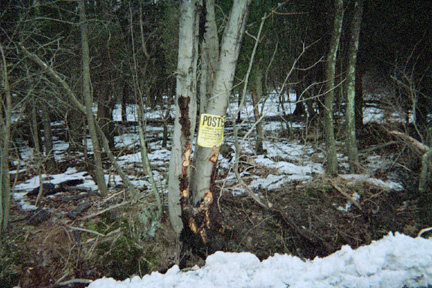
[1,99,431,288]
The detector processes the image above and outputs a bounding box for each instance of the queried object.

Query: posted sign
[197,114,225,148]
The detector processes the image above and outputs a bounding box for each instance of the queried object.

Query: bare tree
[323,0,344,175]
[0,43,12,233]
[78,0,108,196]
[344,0,363,173]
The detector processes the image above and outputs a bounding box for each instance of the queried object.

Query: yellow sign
[197,114,225,148]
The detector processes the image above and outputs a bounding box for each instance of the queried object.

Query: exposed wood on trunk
[167,0,199,235]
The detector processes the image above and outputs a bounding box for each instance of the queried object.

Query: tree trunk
[167,0,199,235]
[30,101,42,156]
[323,0,344,175]
[199,0,219,114]
[192,0,251,201]
[354,65,364,129]
[419,148,432,192]
[97,91,115,149]
[252,64,265,155]
[78,0,108,197]
[0,43,12,233]
[42,103,56,172]
[344,0,363,173]
[188,0,251,244]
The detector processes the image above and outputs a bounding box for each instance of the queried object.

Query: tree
[323,0,344,175]
[0,43,12,233]
[344,0,363,173]
[167,0,199,235]
[168,0,252,242]
[78,0,108,197]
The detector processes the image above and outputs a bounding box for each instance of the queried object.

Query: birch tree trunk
[78,0,108,196]
[168,0,251,239]
[344,0,363,173]
[186,0,251,244]
[199,0,219,114]
[191,0,251,200]
[324,0,344,175]
[167,0,199,235]
[0,43,12,233]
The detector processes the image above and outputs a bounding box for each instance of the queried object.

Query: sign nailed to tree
[197,114,225,148]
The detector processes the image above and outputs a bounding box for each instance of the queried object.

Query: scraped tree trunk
[323,0,344,175]
[344,0,363,173]
[168,0,252,240]
[189,0,251,243]
[78,0,108,196]
[167,0,199,235]
[0,43,12,233]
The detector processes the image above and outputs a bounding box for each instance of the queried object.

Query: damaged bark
[169,0,251,248]
[167,0,199,235]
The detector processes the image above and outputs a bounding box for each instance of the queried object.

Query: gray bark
[42,103,56,172]
[252,64,265,155]
[0,43,12,232]
[344,0,363,172]
[419,148,432,192]
[199,0,219,113]
[191,0,252,203]
[167,0,199,234]
[324,0,344,175]
[79,0,108,196]
[30,101,42,157]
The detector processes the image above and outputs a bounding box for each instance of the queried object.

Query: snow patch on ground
[88,232,432,288]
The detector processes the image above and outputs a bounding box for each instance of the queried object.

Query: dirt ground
[1,126,431,288]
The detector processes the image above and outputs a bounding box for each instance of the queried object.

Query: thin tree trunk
[30,101,42,156]
[419,148,432,192]
[344,0,363,173]
[78,0,108,196]
[0,43,12,233]
[324,0,344,175]
[42,103,56,172]
[252,64,265,155]
[354,66,364,129]
[167,0,199,235]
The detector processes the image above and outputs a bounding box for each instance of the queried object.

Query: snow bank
[88,232,432,288]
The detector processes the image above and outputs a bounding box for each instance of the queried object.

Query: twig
[417,227,432,238]
[81,201,129,220]
[330,179,362,212]
[56,279,93,286]
[69,226,105,237]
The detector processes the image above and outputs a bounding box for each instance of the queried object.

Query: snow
[88,232,432,288]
